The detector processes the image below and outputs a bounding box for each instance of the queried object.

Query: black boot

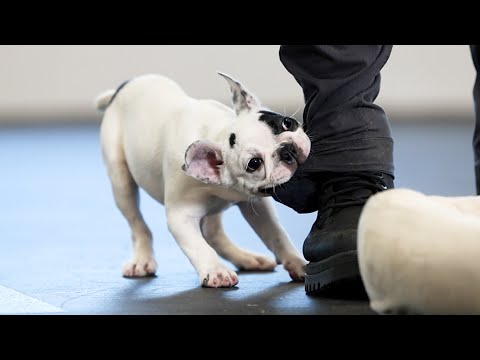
[304,171,394,297]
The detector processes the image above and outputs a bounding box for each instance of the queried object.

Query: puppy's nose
[279,143,298,165]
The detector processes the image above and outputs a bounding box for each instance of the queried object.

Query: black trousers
[275,45,480,213]
[471,45,480,194]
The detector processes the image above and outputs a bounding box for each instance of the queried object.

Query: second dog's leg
[201,213,276,271]
[238,198,307,281]
[101,114,157,278]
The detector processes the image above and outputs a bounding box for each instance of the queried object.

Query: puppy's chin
[256,180,292,197]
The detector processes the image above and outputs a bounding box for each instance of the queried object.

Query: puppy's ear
[182,140,224,185]
[218,72,261,115]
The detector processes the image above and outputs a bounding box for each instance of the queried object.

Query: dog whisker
[290,105,302,119]
[272,182,281,199]
[248,194,259,216]
[304,129,313,142]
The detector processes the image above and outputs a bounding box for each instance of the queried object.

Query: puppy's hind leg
[238,198,307,282]
[100,112,157,278]
[201,213,277,271]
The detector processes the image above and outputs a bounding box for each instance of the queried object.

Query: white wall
[0,45,476,123]
[380,45,476,117]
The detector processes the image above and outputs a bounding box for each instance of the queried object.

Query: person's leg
[470,45,480,194]
[276,45,395,295]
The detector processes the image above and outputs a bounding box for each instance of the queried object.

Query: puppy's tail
[94,89,116,112]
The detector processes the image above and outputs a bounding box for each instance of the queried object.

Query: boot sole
[304,250,368,299]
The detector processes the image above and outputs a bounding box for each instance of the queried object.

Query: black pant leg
[273,45,394,213]
[279,45,394,175]
[470,45,480,194]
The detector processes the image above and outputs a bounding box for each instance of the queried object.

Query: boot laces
[319,172,389,213]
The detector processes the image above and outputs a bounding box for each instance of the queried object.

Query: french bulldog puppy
[358,188,480,314]
[96,73,310,288]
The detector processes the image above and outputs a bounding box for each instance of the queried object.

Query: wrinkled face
[182,72,311,197]
[224,110,310,196]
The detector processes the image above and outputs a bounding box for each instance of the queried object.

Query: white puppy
[96,73,310,288]
[358,188,480,314]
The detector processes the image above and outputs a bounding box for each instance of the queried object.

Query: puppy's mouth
[257,186,275,196]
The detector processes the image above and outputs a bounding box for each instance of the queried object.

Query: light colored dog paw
[282,257,307,282]
[200,267,239,288]
[234,253,277,271]
[123,257,158,278]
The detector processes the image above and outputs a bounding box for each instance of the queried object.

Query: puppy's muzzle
[279,143,298,165]
[257,144,299,197]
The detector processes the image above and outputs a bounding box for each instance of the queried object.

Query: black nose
[279,143,298,165]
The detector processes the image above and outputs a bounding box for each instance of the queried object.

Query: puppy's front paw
[123,256,158,278]
[234,253,277,272]
[200,266,239,288]
[282,257,307,282]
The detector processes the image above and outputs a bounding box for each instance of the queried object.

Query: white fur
[95,89,116,111]
[358,188,480,314]
[97,73,309,288]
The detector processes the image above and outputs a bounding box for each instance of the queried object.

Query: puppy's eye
[282,118,293,131]
[246,158,263,172]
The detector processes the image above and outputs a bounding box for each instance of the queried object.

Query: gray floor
[0,118,477,315]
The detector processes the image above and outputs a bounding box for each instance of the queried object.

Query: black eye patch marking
[229,133,236,148]
[258,110,299,135]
